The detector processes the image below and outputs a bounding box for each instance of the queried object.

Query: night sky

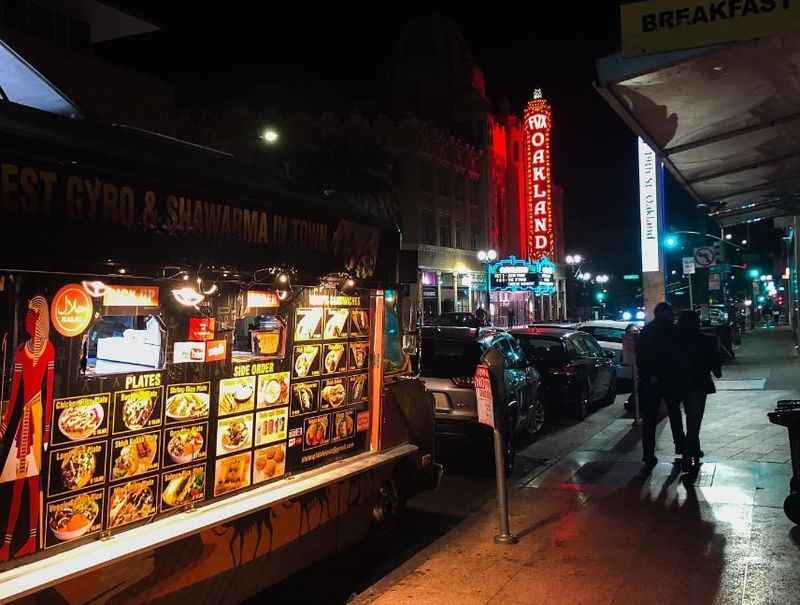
[99,1,702,278]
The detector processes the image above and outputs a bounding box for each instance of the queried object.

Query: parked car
[528,322,579,329]
[511,327,617,420]
[576,320,642,381]
[430,312,481,327]
[420,326,543,471]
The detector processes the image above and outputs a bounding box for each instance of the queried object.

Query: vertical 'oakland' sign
[523,90,554,261]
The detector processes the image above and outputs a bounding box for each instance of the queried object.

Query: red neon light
[523,95,554,260]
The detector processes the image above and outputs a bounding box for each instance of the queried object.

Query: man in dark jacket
[636,302,685,474]
[676,310,722,471]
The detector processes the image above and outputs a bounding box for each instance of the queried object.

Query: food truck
[0,101,436,603]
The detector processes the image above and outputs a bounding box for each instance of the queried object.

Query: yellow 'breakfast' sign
[621,0,800,57]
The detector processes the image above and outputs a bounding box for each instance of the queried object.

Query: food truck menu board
[286,291,371,472]
[40,287,373,552]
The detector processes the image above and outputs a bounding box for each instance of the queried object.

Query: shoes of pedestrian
[640,457,658,477]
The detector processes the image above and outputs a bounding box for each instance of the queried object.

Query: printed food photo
[214,452,251,496]
[218,376,256,415]
[47,491,103,545]
[294,308,322,341]
[165,389,210,422]
[165,424,206,466]
[253,444,286,484]
[324,308,349,339]
[291,381,318,416]
[293,345,320,379]
[107,478,157,529]
[161,466,205,510]
[216,414,253,455]
[257,372,290,408]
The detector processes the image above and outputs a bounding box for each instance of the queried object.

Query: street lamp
[595,274,610,284]
[477,249,497,310]
[261,128,280,144]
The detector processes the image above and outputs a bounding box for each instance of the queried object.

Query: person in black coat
[676,310,722,471]
[636,302,685,474]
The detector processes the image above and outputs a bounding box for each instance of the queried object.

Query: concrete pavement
[353,328,800,605]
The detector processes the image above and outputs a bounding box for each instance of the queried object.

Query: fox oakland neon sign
[523,92,554,261]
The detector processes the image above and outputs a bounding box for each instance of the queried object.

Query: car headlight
[622,311,633,321]
[636,311,646,320]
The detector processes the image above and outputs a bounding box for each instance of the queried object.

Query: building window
[421,209,436,244]
[471,223,481,250]
[455,221,464,249]
[419,161,433,192]
[438,167,451,197]
[439,215,452,248]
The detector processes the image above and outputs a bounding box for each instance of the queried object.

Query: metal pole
[688,273,694,309]
[492,428,518,545]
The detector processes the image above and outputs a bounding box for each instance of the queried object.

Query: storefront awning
[596,33,800,227]
[0,38,81,118]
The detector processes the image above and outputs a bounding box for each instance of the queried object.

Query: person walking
[676,310,721,473]
[636,302,685,475]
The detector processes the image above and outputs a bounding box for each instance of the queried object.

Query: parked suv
[420,327,543,470]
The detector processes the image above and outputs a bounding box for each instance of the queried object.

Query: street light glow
[477,250,487,262]
[741,239,748,245]
[262,128,279,144]
[595,274,610,284]
[725,233,732,240]
[487,249,498,261]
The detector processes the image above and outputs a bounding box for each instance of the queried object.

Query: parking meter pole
[632,360,641,426]
[492,428,518,545]
[688,273,694,309]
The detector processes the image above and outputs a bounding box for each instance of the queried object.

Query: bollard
[492,428,518,545]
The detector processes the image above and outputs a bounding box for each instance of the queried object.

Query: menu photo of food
[162,422,207,469]
[303,414,330,450]
[294,307,323,341]
[257,371,290,408]
[293,344,321,379]
[255,407,288,447]
[112,387,164,435]
[350,309,369,337]
[324,308,349,339]
[110,431,159,482]
[349,373,369,405]
[218,376,256,416]
[253,444,286,484]
[47,441,107,498]
[52,393,109,446]
[165,382,210,424]
[107,475,158,529]
[45,489,104,548]
[291,381,319,416]
[160,464,205,512]
[349,342,369,371]
[332,410,355,443]
[323,343,347,375]
[320,378,347,410]
[216,413,253,456]
[214,451,251,496]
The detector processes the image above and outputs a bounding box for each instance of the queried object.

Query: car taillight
[451,376,475,388]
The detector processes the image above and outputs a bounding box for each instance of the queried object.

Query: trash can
[767,400,800,524]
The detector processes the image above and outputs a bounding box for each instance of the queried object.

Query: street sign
[694,246,717,268]
[474,363,494,429]
[623,274,641,281]
[682,257,696,275]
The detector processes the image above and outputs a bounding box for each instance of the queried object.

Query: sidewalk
[354,329,800,605]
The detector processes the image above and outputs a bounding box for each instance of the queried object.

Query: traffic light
[748,268,761,279]
[664,235,679,249]
[595,291,606,303]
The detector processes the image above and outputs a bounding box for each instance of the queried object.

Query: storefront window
[85,314,165,375]
[233,314,286,361]
[383,290,406,373]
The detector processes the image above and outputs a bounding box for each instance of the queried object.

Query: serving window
[232,314,286,362]
[84,314,166,376]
